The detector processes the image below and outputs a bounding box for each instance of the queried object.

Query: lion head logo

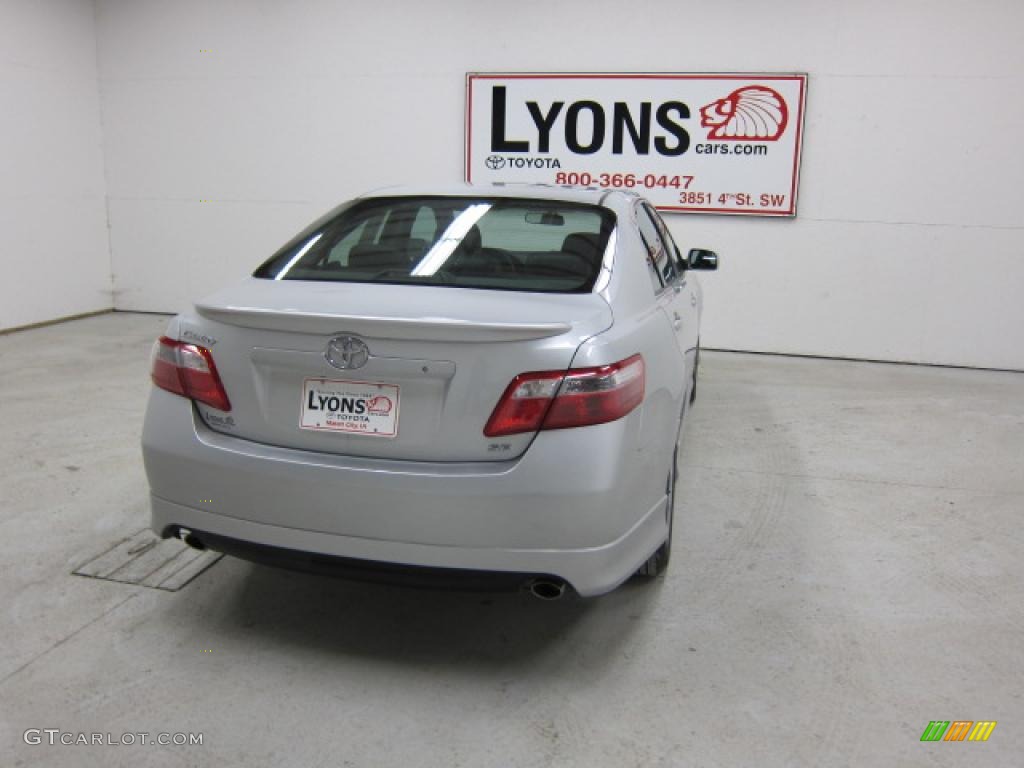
[700,86,788,141]
[366,395,392,415]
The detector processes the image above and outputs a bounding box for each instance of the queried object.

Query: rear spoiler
[194,304,572,343]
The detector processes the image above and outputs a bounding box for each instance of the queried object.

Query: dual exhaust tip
[176,527,568,600]
[176,527,206,551]
[525,577,567,601]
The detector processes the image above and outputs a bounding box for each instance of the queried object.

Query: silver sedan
[141,184,717,598]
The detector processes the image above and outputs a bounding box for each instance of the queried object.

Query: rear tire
[636,448,677,579]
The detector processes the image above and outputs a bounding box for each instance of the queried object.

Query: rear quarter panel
[574,299,687,533]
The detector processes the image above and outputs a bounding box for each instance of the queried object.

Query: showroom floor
[1,313,1021,767]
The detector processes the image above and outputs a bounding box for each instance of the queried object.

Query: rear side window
[636,204,676,289]
[254,196,616,294]
[644,203,688,275]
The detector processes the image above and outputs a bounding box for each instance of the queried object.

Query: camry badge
[325,335,370,370]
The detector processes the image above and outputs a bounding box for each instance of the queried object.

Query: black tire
[689,342,700,404]
[636,447,678,579]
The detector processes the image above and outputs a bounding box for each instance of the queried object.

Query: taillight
[150,336,231,412]
[484,354,644,437]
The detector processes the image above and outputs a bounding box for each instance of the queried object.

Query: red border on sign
[465,73,808,216]
[465,73,474,184]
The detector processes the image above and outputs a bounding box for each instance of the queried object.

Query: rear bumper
[142,388,669,597]
[152,496,662,595]
[165,526,555,591]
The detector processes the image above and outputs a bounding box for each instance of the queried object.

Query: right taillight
[150,336,231,412]
[484,354,644,437]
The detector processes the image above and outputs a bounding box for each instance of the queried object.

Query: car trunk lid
[185,277,612,462]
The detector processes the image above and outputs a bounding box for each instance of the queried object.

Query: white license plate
[300,378,400,438]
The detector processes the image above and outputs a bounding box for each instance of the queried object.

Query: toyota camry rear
[141,185,702,597]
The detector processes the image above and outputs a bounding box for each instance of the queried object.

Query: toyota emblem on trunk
[326,335,370,370]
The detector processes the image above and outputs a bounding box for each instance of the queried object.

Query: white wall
[0,0,111,330]
[96,0,1024,370]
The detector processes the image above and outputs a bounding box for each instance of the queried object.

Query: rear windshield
[253,196,616,293]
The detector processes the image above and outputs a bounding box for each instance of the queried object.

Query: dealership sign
[466,73,808,216]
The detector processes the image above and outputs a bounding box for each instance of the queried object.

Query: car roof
[357,182,636,209]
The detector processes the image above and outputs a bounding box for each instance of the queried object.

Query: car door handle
[672,311,683,330]
[690,294,697,307]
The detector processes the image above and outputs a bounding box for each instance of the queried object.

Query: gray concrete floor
[1,312,1022,767]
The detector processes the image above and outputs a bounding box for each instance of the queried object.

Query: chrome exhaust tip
[526,578,567,601]
[177,527,205,551]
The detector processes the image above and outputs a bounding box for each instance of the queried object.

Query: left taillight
[150,336,231,412]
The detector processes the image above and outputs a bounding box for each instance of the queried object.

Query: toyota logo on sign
[485,155,506,170]
[325,335,370,370]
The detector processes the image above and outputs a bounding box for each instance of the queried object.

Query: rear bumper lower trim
[171,527,553,592]
[151,493,665,597]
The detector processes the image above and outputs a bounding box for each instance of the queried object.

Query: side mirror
[688,248,718,270]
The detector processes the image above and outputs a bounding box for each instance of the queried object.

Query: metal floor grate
[73,529,223,591]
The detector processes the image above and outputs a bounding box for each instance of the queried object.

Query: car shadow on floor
[198,560,665,669]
